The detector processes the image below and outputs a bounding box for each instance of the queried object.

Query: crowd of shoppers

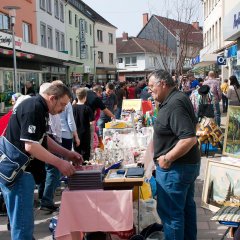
[1,69,240,240]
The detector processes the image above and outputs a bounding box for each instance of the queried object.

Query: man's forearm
[47,135,70,159]
[103,108,115,118]
[165,137,197,162]
[25,142,61,168]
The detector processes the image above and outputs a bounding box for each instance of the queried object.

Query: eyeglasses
[148,81,161,91]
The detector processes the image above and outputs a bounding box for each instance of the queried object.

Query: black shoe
[7,222,10,231]
[40,205,59,212]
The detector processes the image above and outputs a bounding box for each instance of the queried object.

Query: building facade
[223,0,240,80]
[0,0,116,111]
[117,33,175,82]
[138,13,203,75]
[65,0,95,84]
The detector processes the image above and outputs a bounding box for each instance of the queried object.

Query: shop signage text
[0,35,12,46]
[0,32,22,49]
[79,19,86,59]
[233,12,240,29]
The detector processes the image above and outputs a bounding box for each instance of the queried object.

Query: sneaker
[40,205,59,212]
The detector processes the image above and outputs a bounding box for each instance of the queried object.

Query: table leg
[137,186,140,234]
[220,227,230,240]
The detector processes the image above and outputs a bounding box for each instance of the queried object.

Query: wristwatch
[163,155,171,164]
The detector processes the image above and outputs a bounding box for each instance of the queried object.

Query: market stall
[55,99,159,240]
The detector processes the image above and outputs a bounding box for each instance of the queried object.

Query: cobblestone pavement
[0,113,233,240]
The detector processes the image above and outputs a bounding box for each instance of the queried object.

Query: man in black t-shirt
[85,85,115,151]
[97,83,117,137]
[86,85,115,120]
[2,84,82,240]
[115,82,126,119]
[148,70,200,240]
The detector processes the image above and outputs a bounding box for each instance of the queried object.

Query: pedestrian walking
[221,79,229,112]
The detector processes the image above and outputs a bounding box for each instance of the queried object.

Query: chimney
[192,21,200,30]
[122,32,128,41]
[143,13,149,27]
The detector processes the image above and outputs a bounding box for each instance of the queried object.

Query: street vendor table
[55,189,133,240]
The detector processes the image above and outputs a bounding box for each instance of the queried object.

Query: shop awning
[192,60,216,68]
[192,53,218,68]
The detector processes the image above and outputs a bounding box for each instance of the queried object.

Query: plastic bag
[133,199,161,232]
[133,181,152,201]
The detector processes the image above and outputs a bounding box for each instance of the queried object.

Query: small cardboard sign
[122,99,142,111]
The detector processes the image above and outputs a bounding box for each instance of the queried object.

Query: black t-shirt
[6,95,49,181]
[100,92,117,120]
[26,87,36,96]
[86,90,106,114]
[116,88,126,108]
[73,104,94,135]
[153,88,200,164]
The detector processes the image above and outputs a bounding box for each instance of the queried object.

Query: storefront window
[1,71,14,107]
[3,71,13,92]
[232,59,240,81]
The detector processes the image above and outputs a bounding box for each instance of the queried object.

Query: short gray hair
[148,70,175,87]
[39,82,51,94]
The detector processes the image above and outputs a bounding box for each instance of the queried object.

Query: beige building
[93,18,117,83]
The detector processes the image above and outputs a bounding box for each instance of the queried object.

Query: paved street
[0,114,233,240]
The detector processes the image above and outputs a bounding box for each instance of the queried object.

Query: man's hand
[75,137,80,147]
[57,160,76,176]
[67,151,83,166]
[158,155,172,169]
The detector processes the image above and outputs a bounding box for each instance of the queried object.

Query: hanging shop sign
[217,56,226,65]
[0,32,22,49]
[79,19,86,59]
[191,55,200,65]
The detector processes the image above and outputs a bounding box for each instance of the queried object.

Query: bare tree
[144,0,203,77]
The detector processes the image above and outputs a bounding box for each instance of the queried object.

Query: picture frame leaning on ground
[201,159,240,212]
[223,105,240,158]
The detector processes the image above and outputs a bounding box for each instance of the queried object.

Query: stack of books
[68,165,104,190]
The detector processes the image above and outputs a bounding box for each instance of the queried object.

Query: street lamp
[3,6,21,93]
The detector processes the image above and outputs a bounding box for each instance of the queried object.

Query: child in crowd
[72,88,94,161]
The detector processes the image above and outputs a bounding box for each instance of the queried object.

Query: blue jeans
[97,118,108,137]
[40,164,60,207]
[156,163,200,240]
[214,103,221,126]
[0,172,35,240]
[221,94,228,112]
[115,107,122,119]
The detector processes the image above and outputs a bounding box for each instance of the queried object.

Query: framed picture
[202,159,240,212]
[223,105,240,158]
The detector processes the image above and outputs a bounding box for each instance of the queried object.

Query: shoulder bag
[198,93,214,120]
[0,136,31,187]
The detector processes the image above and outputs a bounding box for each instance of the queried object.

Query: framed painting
[202,159,240,212]
[223,105,240,158]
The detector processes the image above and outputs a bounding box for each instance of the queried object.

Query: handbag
[0,136,31,187]
[198,93,214,119]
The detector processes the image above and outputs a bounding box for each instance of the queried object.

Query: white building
[117,33,175,82]
[223,0,240,80]
[194,0,238,80]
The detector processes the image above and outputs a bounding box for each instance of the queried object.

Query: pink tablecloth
[55,189,133,240]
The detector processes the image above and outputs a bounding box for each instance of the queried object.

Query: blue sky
[83,0,203,37]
